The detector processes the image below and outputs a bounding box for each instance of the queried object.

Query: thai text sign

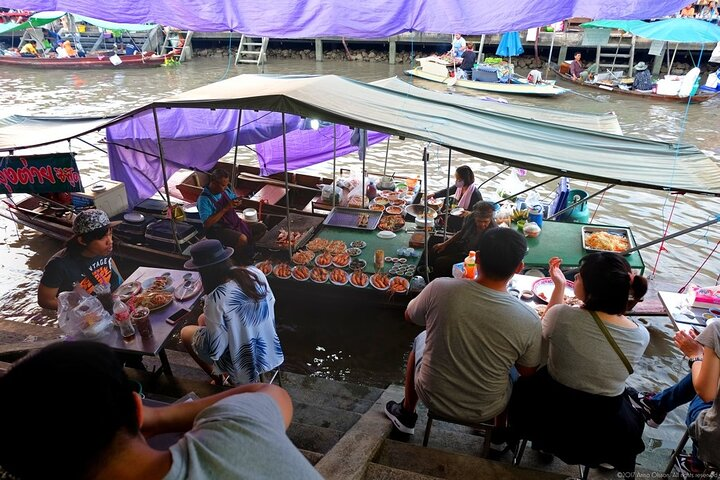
[0,153,83,194]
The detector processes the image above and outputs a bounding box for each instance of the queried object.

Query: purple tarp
[0,1,691,36]
[106,108,386,207]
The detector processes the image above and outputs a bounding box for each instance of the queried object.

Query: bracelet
[688,356,704,369]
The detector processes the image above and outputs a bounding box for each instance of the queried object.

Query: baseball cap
[72,209,121,235]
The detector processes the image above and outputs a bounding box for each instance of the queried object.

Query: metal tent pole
[231,110,243,183]
[443,149,452,241]
[423,147,430,282]
[493,176,561,205]
[332,124,337,209]
[547,184,615,220]
[477,166,511,188]
[281,113,292,259]
[624,216,720,255]
[151,108,180,251]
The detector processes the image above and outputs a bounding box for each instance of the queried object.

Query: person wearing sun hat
[633,61,653,91]
[38,209,123,310]
[180,239,284,386]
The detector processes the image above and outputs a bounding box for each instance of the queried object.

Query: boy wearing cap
[38,209,123,310]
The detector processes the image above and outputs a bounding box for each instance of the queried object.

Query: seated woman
[509,253,649,472]
[181,239,283,386]
[629,323,720,475]
[425,201,496,279]
[415,165,482,232]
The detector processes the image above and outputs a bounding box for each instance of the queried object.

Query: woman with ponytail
[509,252,649,473]
[181,240,283,385]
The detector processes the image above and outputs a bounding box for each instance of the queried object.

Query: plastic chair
[422,410,498,458]
[664,429,719,475]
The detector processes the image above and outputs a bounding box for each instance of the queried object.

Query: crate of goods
[71,180,128,217]
[134,198,169,217]
[114,213,155,244]
[145,219,198,252]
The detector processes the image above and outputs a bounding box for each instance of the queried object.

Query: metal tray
[581,226,634,255]
[256,213,324,252]
[323,207,383,230]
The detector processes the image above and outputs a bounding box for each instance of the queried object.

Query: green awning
[0,11,157,35]
[73,14,157,32]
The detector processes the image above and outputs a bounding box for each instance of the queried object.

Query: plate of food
[332,252,351,268]
[349,258,367,270]
[373,197,389,206]
[330,268,349,286]
[531,278,576,304]
[291,250,315,265]
[135,291,174,311]
[306,237,330,252]
[370,273,390,291]
[385,205,404,215]
[142,276,174,293]
[378,215,405,232]
[369,203,386,212]
[326,240,347,255]
[582,227,633,254]
[350,271,369,288]
[310,267,329,283]
[389,276,410,294]
[347,247,362,257]
[174,280,203,301]
[255,260,274,276]
[273,263,292,279]
[350,240,367,249]
[291,265,310,282]
[450,207,466,216]
[115,281,142,301]
[314,252,333,268]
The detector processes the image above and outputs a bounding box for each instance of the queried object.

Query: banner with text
[0,153,83,194]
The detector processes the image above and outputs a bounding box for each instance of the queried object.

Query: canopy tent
[0,0,693,36]
[0,115,111,151]
[582,18,720,43]
[0,11,157,35]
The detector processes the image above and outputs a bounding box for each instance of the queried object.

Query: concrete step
[287,422,344,454]
[364,463,443,480]
[293,401,362,433]
[299,449,324,466]
[282,372,385,414]
[375,439,568,480]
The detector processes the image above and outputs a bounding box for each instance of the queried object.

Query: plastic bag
[319,184,341,203]
[58,287,113,338]
[525,190,542,209]
[496,169,526,200]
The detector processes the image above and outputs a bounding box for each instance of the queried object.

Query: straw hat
[635,61,648,71]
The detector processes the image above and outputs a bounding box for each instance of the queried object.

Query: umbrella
[582,18,720,43]
[496,32,524,83]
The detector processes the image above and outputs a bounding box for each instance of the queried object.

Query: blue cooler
[472,66,499,82]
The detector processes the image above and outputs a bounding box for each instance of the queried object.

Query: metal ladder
[235,35,269,65]
[160,30,194,62]
[594,30,636,77]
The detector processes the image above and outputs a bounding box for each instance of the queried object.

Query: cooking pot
[377,176,395,191]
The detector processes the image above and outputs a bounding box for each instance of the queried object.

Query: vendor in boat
[457,42,476,79]
[415,165,483,232]
[426,201,497,279]
[19,40,38,57]
[570,52,598,82]
[632,62,653,91]
[449,33,466,59]
[197,168,267,263]
[37,209,123,310]
[62,40,77,57]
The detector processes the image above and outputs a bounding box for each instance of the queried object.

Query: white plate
[349,273,369,288]
[377,231,397,239]
[142,276,174,293]
[329,270,349,286]
[91,184,106,192]
[369,274,390,291]
[291,266,310,282]
[450,207,466,216]
[531,278,575,304]
[123,212,145,223]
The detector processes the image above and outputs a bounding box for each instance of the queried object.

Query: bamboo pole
[281,113,292,259]
[151,108,180,251]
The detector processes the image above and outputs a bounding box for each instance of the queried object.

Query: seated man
[0,342,323,480]
[197,169,267,262]
[569,52,598,82]
[19,40,38,57]
[632,61,653,91]
[385,228,541,437]
[62,40,77,57]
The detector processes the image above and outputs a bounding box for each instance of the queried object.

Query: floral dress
[193,266,283,384]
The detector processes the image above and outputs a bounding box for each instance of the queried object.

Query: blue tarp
[496,32,524,57]
[583,18,720,43]
[0,0,693,36]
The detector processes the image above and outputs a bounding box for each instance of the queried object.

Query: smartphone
[166,309,189,326]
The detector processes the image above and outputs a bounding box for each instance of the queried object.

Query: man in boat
[632,62,653,91]
[62,40,77,57]
[37,209,123,310]
[569,52,597,82]
[19,40,38,57]
[0,341,324,480]
[449,33,466,59]
[197,168,267,263]
[384,228,541,445]
[457,42,477,80]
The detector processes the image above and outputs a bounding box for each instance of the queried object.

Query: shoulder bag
[589,310,634,375]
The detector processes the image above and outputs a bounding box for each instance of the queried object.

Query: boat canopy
[2,74,719,198]
[0,115,110,152]
[582,18,720,43]
[0,11,157,35]
[0,0,693,36]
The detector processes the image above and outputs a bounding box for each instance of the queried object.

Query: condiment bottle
[366,181,377,201]
[464,251,476,279]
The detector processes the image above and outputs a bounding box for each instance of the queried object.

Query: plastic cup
[131,307,153,338]
[118,317,135,339]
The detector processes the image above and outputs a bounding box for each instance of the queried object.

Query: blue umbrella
[496,31,524,57]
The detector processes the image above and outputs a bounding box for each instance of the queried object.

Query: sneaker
[627,387,666,428]
[384,400,417,435]
[676,454,706,479]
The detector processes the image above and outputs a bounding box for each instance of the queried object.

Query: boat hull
[0,53,171,69]
[405,67,565,97]
[551,68,717,104]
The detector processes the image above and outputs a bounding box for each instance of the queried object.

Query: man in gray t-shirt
[385,228,541,435]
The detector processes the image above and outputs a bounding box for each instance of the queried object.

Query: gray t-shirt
[407,277,541,422]
[691,321,720,467]
[543,305,650,396]
[164,393,323,480]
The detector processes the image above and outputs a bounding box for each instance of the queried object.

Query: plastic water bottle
[366,181,377,201]
[464,251,476,279]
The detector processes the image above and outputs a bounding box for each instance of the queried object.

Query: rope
[652,193,679,275]
[589,188,607,223]
[679,240,720,293]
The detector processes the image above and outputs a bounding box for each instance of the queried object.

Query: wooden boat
[551,66,718,104]
[0,52,172,69]
[405,57,565,97]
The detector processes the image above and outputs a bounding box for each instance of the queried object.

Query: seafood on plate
[370,273,390,290]
[315,252,333,267]
[292,250,315,265]
[273,263,292,279]
[135,291,173,310]
[373,197,389,206]
[306,237,330,252]
[255,260,273,276]
[350,271,369,288]
[332,252,351,267]
[369,204,385,212]
[385,206,403,215]
[347,247,362,257]
[277,228,305,248]
[350,240,367,249]
[378,215,406,232]
[357,213,369,228]
[310,267,329,283]
[326,240,347,255]
[330,268,349,285]
[291,265,310,281]
[389,276,410,293]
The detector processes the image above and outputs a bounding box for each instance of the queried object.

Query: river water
[0,58,718,398]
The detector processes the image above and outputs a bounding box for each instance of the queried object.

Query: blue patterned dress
[193,267,283,384]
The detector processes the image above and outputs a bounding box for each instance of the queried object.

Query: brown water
[0,58,718,397]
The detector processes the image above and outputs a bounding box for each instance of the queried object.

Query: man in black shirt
[458,42,477,80]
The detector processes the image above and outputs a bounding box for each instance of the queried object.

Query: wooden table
[657,291,714,331]
[98,267,201,376]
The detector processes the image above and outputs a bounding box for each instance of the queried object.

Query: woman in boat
[426,201,497,279]
[422,165,482,232]
[449,33,466,59]
[180,239,284,386]
[632,62,653,91]
[37,209,123,310]
[509,252,649,472]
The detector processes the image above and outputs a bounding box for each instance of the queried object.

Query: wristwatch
[688,356,704,368]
